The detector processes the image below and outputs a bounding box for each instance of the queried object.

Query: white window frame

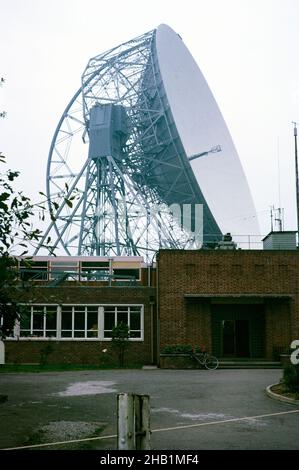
[102,304,144,341]
[19,304,58,340]
[60,305,100,340]
[13,303,144,342]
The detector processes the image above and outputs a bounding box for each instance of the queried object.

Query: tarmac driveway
[0,369,298,450]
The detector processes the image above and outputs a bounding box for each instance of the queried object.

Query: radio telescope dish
[35,24,258,257]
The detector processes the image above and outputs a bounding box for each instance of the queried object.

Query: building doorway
[222,319,250,357]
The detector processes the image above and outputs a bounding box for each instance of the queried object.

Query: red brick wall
[6,285,156,365]
[186,299,212,352]
[157,250,298,358]
[265,299,292,358]
[5,340,148,365]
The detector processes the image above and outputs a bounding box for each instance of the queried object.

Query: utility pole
[292,122,299,243]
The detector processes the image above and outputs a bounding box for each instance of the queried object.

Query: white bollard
[117,393,136,450]
[0,340,5,365]
[117,393,151,450]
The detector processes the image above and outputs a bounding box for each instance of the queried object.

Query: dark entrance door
[222,319,250,357]
[235,319,250,357]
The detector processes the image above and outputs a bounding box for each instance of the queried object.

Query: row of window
[19,260,141,282]
[16,305,143,340]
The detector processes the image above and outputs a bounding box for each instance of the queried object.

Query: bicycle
[190,351,219,370]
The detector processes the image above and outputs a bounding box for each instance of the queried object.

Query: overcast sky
[1,0,299,239]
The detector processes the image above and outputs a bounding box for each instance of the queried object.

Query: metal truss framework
[35,29,221,259]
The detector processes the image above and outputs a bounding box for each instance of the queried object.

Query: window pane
[104,311,115,330]
[20,313,30,330]
[61,311,72,330]
[104,331,112,338]
[32,330,44,337]
[20,331,31,337]
[74,306,85,312]
[32,306,43,314]
[87,330,98,338]
[61,306,72,312]
[46,330,56,337]
[46,312,57,330]
[87,312,98,330]
[104,307,115,313]
[130,331,141,338]
[74,331,85,338]
[81,261,109,268]
[130,311,141,330]
[61,331,72,338]
[74,311,85,330]
[117,311,128,325]
[113,269,139,279]
[33,314,44,330]
[87,307,98,313]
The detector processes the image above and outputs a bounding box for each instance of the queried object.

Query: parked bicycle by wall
[190,350,219,370]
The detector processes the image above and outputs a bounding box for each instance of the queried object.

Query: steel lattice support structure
[35,28,221,258]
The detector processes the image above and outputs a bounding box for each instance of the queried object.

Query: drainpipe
[156,253,160,367]
[149,299,154,364]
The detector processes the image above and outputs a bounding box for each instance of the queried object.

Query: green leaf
[0,192,10,202]
[64,198,73,208]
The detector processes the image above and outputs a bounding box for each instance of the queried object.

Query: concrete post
[0,340,5,365]
[117,393,151,450]
[117,393,135,450]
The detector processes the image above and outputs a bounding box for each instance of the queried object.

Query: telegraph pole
[292,122,299,243]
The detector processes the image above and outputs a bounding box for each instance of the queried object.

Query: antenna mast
[292,121,299,243]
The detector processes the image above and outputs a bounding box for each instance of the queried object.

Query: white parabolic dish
[156,24,259,237]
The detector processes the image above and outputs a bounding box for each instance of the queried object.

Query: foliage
[0,154,45,257]
[0,154,77,338]
[283,363,299,393]
[111,322,130,367]
[39,344,54,367]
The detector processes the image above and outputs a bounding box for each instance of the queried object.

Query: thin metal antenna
[292,121,299,242]
[275,207,283,232]
[277,137,281,210]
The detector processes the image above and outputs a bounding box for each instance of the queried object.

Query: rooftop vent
[262,231,297,250]
[215,233,237,250]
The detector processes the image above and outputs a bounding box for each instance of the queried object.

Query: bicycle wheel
[204,355,219,370]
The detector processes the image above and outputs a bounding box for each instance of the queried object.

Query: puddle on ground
[152,407,268,427]
[56,380,117,396]
[152,407,230,421]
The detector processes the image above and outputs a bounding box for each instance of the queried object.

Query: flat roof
[262,231,297,241]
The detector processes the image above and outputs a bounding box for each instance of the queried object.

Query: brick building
[4,257,156,366]
[3,243,299,365]
[157,249,298,360]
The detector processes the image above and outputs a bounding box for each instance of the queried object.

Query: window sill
[6,337,144,342]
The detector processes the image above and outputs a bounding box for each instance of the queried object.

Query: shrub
[111,322,130,367]
[39,344,54,367]
[283,363,299,393]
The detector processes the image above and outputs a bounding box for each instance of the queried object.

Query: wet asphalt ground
[0,369,298,450]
